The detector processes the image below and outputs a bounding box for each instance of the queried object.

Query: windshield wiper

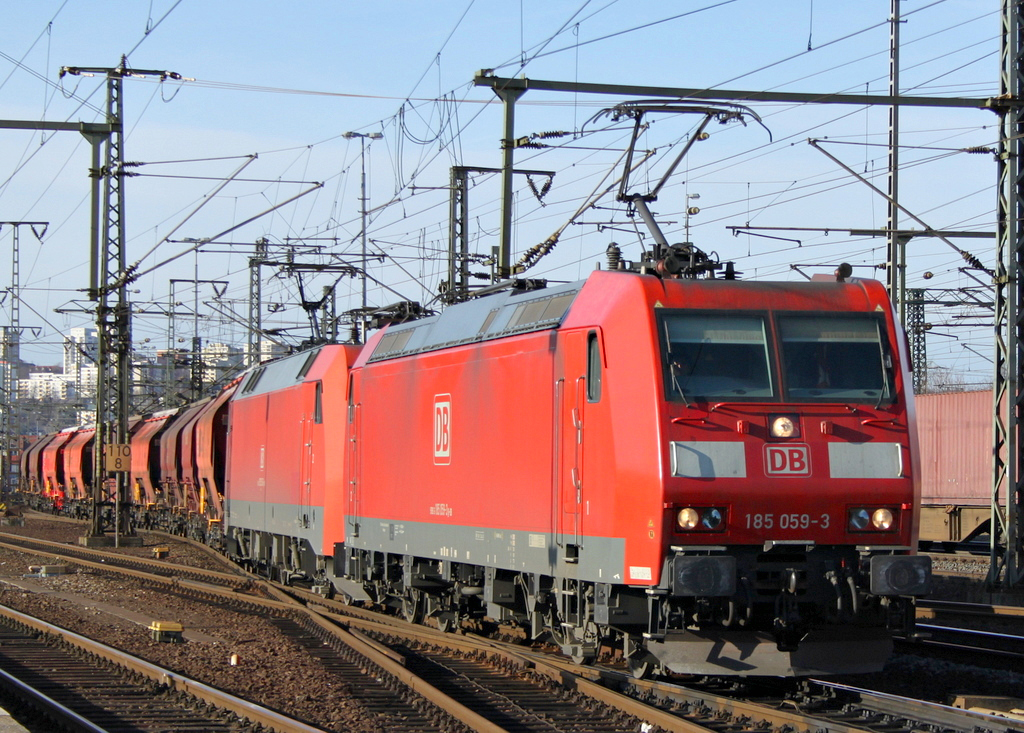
[669,363,692,408]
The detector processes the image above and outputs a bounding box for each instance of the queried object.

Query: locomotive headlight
[678,507,700,530]
[770,415,798,438]
[676,507,726,531]
[849,508,871,530]
[849,507,897,531]
[701,508,723,530]
[872,508,894,530]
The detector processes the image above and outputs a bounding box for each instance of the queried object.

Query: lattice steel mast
[990,0,1024,591]
[0,222,46,497]
[248,238,269,366]
[60,58,183,545]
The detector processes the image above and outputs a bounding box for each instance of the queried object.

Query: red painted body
[346,271,918,585]
[20,434,55,494]
[654,278,920,553]
[348,328,559,534]
[61,429,95,500]
[131,412,176,506]
[193,383,238,521]
[225,344,359,556]
[159,400,210,509]
[177,401,209,515]
[41,430,76,501]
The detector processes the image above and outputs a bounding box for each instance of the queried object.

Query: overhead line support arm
[473,71,997,110]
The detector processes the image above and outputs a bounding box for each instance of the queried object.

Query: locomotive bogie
[224,526,323,585]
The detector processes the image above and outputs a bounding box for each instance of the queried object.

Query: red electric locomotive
[20,261,929,678]
[333,265,930,677]
[222,344,360,580]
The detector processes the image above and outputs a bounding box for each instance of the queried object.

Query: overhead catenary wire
[0,2,1002,384]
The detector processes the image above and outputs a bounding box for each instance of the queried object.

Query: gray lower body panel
[350,516,626,583]
[226,502,629,584]
[225,498,324,553]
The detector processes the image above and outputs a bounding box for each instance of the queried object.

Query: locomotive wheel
[435,612,456,633]
[628,657,653,679]
[402,589,423,624]
[570,647,594,666]
[624,638,653,679]
[547,609,596,665]
[622,659,647,679]
[425,595,456,632]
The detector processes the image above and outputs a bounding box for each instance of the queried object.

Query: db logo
[433,395,452,465]
[764,444,811,476]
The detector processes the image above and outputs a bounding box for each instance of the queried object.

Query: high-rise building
[18,372,73,400]
[64,327,98,400]
[258,339,288,363]
[201,342,245,388]
[22,326,266,423]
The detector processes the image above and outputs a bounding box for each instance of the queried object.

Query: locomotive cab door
[555,329,600,562]
[298,381,320,530]
[345,373,362,538]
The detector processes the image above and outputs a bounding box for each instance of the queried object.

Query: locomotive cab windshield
[662,311,895,404]
[664,314,773,401]
[778,314,893,402]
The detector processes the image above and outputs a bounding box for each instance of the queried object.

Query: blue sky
[0,1,1003,388]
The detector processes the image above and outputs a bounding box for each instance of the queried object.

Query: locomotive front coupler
[773,589,803,652]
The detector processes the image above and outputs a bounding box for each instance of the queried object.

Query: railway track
[2,523,1021,733]
[0,531,252,590]
[0,603,324,733]
[900,621,1024,673]
[803,680,1024,733]
[912,598,1024,668]
[455,633,1024,733]
[0,528,664,731]
[918,598,1024,622]
[306,590,1024,733]
[318,586,1024,733]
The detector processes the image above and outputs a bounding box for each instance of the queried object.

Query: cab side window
[347,375,355,423]
[587,331,602,403]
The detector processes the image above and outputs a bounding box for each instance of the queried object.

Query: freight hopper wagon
[20,427,97,516]
[337,269,931,677]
